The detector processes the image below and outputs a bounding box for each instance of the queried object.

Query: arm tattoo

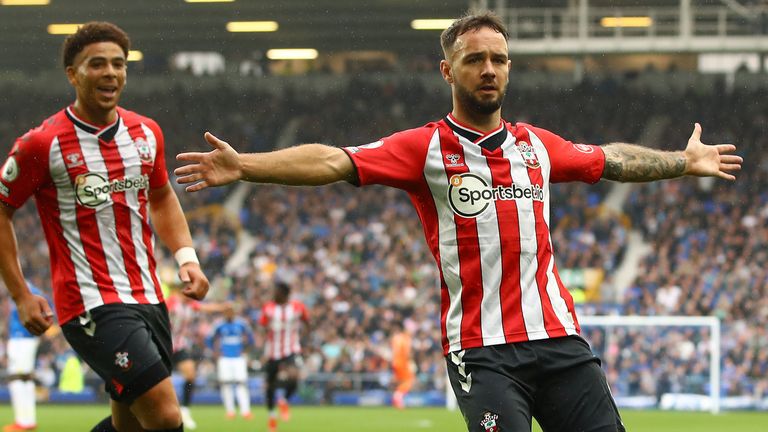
[601,143,687,182]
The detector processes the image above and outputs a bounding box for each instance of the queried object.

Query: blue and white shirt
[207,318,254,358]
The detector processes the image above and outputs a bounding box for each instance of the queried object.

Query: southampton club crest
[114,352,132,370]
[516,141,540,169]
[134,138,153,163]
[480,411,500,432]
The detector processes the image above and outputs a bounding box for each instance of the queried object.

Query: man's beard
[455,82,506,115]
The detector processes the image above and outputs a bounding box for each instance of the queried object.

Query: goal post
[580,315,721,414]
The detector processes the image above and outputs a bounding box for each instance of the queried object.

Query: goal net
[579,315,721,414]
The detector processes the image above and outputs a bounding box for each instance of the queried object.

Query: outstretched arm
[601,123,742,182]
[196,301,231,313]
[175,132,356,192]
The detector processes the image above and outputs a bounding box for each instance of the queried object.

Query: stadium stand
[1,70,766,410]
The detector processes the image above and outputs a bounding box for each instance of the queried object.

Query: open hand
[175,132,243,192]
[684,123,742,180]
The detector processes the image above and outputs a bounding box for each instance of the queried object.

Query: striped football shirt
[0,106,168,324]
[343,114,605,354]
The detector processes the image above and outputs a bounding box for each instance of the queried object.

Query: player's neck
[71,101,117,127]
[450,107,501,134]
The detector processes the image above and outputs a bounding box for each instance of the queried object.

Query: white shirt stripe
[423,129,464,352]
[284,305,295,356]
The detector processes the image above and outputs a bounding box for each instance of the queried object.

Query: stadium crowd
[614,85,768,400]
[0,72,766,406]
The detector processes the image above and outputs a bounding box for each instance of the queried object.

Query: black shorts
[264,355,301,383]
[61,303,173,404]
[445,335,625,432]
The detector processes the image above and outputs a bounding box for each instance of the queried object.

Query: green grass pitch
[1,404,766,431]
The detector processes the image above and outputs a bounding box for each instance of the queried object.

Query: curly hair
[61,21,130,68]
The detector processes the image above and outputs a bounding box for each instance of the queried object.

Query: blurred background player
[207,302,255,420]
[165,286,225,429]
[259,281,309,432]
[390,320,415,410]
[3,281,46,432]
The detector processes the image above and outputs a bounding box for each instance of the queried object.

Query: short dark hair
[440,11,509,59]
[62,21,130,68]
[275,281,291,297]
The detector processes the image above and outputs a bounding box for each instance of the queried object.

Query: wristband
[174,247,199,266]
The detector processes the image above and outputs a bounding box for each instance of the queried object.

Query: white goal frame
[580,315,721,414]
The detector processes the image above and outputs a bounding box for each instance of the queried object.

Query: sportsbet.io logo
[447,173,544,218]
[74,172,150,208]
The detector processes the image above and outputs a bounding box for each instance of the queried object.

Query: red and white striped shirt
[0,106,168,324]
[259,300,309,360]
[343,114,605,354]
[165,293,200,352]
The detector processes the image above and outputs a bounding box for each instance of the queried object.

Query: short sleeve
[259,306,269,326]
[525,124,605,184]
[0,132,51,209]
[342,127,432,191]
[144,120,169,189]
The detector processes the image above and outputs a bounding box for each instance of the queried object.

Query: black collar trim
[444,115,508,152]
[65,107,121,143]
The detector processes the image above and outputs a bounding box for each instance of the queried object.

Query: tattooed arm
[601,123,742,182]
[601,144,686,182]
